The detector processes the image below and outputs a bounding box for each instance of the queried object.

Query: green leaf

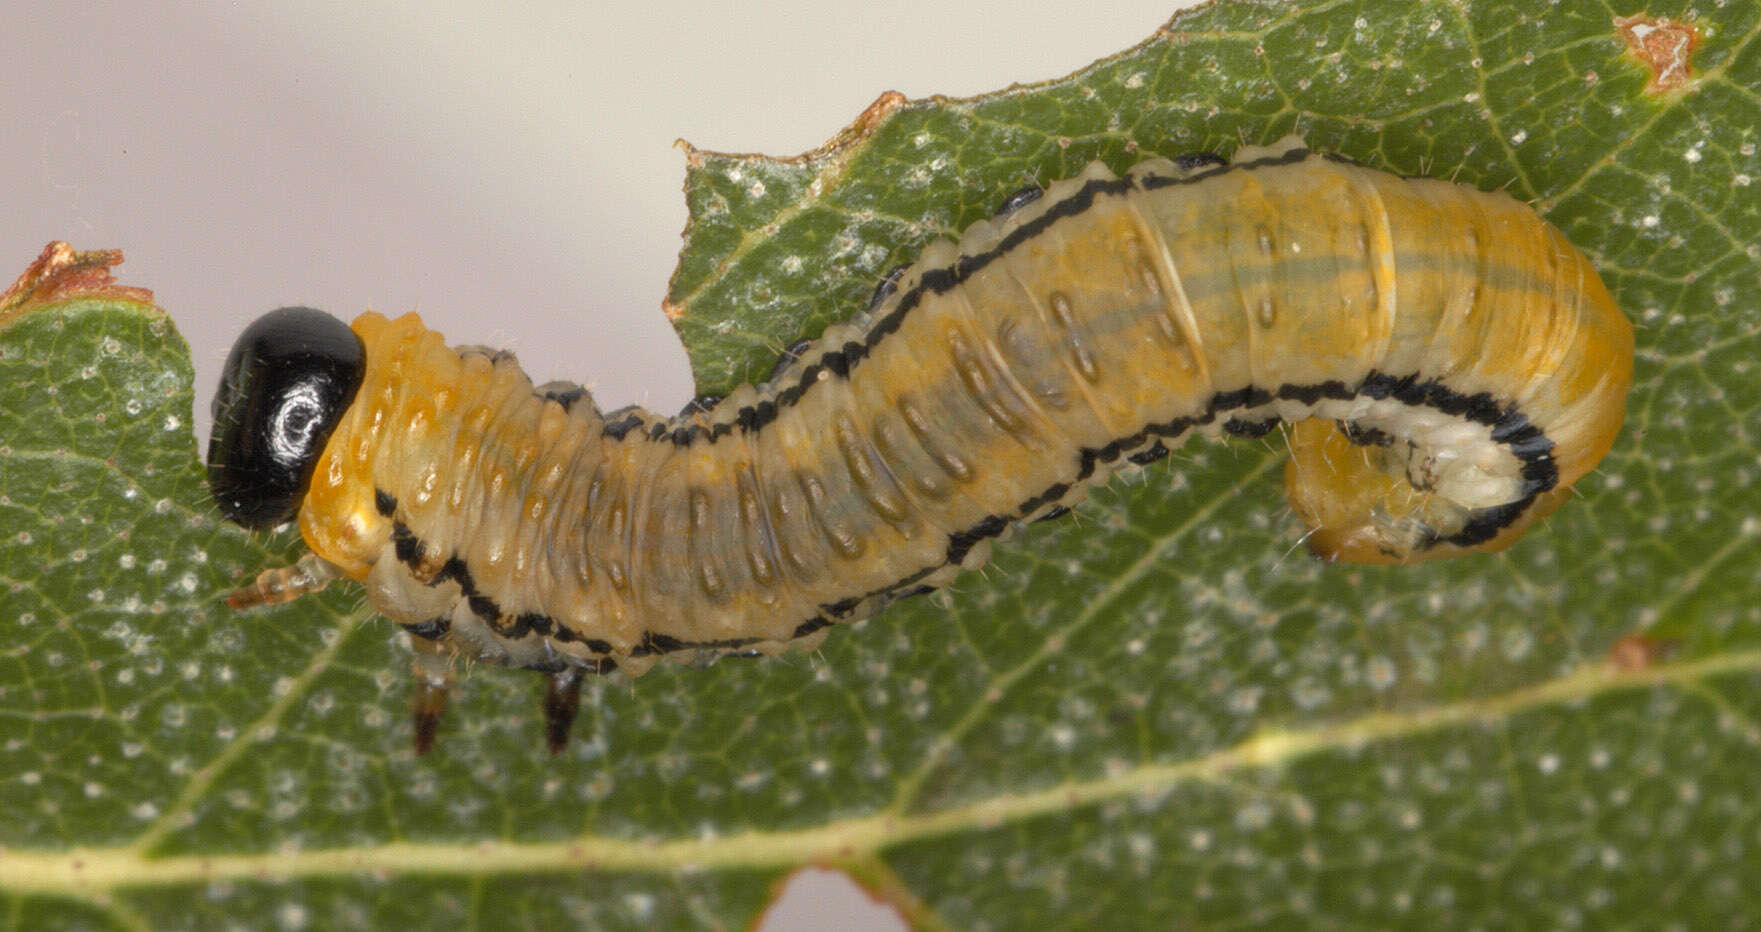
[6,1,1760,928]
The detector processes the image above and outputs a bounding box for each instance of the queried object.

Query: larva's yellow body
[219,136,1631,749]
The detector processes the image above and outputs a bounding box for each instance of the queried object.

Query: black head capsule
[207,307,366,529]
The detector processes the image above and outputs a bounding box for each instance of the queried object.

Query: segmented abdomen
[296,136,1632,676]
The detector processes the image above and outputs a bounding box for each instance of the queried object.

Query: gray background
[6,1,1189,926]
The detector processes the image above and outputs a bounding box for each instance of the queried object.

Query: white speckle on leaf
[1366,655,1397,691]
[1290,676,1331,711]
[277,903,308,931]
[623,893,655,921]
[1500,626,1534,661]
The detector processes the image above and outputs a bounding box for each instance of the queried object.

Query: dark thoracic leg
[410,635,453,755]
[543,666,586,754]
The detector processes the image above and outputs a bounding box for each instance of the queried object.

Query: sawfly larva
[207,136,1634,753]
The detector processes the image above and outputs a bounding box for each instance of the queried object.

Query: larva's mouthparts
[208,134,1633,754]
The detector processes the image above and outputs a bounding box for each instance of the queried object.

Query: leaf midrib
[6,645,1754,900]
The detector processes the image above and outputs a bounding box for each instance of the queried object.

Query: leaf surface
[5,1,1761,928]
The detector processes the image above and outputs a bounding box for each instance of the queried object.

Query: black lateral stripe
[602,412,644,440]
[679,394,722,418]
[1127,444,1169,466]
[769,338,814,382]
[543,385,591,411]
[1034,505,1073,523]
[817,564,940,622]
[1223,418,1278,439]
[946,514,1010,565]
[436,556,470,587]
[1338,421,1395,447]
[1018,482,1072,517]
[548,624,616,655]
[1444,496,1536,547]
[402,617,450,641]
[374,488,398,517]
[1276,380,1353,405]
[1209,385,1275,413]
[792,616,832,639]
[865,264,909,314]
[993,183,1045,217]
[389,514,770,656]
[392,522,420,566]
[778,372,1558,624]
[1172,151,1227,172]
[607,147,1318,447]
[468,594,501,623]
[629,629,765,658]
